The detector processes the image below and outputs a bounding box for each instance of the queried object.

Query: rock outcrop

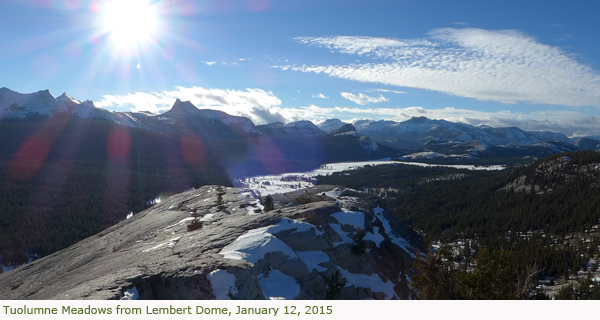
[0,185,421,300]
[503,153,600,195]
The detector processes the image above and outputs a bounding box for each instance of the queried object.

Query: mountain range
[2,87,599,165]
[0,88,396,264]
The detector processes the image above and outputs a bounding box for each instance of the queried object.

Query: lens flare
[179,133,207,170]
[107,127,131,161]
[100,0,160,48]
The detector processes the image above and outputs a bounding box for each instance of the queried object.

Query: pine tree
[187,207,203,231]
[412,245,457,299]
[263,195,275,212]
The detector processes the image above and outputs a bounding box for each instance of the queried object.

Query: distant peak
[285,120,318,128]
[166,99,200,115]
[0,87,18,95]
[319,118,349,133]
[172,99,191,107]
[330,123,357,135]
[408,116,430,122]
[36,89,55,99]
[57,92,79,103]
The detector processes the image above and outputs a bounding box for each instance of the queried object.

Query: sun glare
[101,0,159,48]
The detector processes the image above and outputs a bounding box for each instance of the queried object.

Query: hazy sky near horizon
[2,0,600,136]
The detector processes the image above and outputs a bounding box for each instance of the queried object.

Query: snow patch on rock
[208,269,238,300]
[258,269,301,300]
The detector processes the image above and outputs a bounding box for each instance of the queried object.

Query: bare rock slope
[0,185,421,300]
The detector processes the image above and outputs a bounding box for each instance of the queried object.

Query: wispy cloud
[341,92,388,105]
[369,88,406,94]
[284,29,600,108]
[96,86,284,125]
[311,93,330,99]
[203,59,249,66]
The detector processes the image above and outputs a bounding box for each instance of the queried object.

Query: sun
[100,0,160,48]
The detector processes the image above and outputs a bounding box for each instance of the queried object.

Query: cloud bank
[96,86,284,124]
[285,28,600,108]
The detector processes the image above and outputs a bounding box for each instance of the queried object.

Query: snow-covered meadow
[237,160,505,196]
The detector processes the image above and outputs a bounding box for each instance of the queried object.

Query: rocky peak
[166,99,200,116]
[319,118,347,133]
[0,185,421,300]
[56,92,79,104]
[284,120,323,136]
[330,123,358,136]
[407,116,430,123]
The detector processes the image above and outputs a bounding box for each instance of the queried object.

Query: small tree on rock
[263,195,275,212]
[187,207,203,231]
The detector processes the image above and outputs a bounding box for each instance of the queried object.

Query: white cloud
[203,59,249,66]
[341,92,388,105]
[96,86,284,125]
[95,91,171,113]
[369,88,406,94]
[311,93,329,99]
[285,29,600,108]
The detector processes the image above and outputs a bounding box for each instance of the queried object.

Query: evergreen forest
[318,151,600,298]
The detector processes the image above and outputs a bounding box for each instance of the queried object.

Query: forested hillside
[317,151,600,292]
[0,119,233,265]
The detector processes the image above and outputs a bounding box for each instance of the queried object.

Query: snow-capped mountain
[0,87,145,128]
[329,123,359,137]
[257,120,323,137]
[0,88,399,179]
[0,88,60,118]
[154,99,260,135]
[318,118,347,133]
[2,87,596,165]
[284,120,323,136]
[353,116,572,151]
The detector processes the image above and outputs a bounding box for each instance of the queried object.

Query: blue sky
[2,0,600,136]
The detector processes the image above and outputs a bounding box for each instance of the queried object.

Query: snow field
[239,160,505,196]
